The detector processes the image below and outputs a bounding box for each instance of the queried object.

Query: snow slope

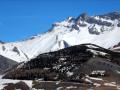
[0,12,120,62]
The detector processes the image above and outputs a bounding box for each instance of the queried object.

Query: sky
[0,0,120,42]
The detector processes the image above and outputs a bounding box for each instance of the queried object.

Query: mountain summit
[0,12,120,62]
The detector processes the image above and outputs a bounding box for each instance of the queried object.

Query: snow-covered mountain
[0,12,120,62]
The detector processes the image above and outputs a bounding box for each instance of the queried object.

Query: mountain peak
[0,12,120,62]
[76,12,88,21]
[67,16,75,21]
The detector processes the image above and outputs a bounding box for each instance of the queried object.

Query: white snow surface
[0,14,120,62]
[86,75,103,81]
[104,82,117,87]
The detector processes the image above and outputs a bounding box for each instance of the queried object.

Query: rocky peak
[66,16,75,22]
[76,13,88,21]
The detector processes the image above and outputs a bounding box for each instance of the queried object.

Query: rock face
[3,81,30,90]
[0,55,17,73]
[3,44,120,82]
[99,12,120,20]
[76,13,113,27]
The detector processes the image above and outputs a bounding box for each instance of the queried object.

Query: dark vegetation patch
[3,44,120,83]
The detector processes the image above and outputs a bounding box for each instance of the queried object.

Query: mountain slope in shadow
[3,44,120,82]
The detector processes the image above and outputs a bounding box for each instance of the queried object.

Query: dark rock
[99,12,120,20]
[3,83,15,90]
[3,81,30,90]
[72,25,79,30]
[76,13,88,21]
[0,55,17,73]
[86,17,112,26]
[76,13,113,27]
[15,81,30,90]
[117,23,120,27]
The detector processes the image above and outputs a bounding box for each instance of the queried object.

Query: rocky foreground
[0,76,120,90]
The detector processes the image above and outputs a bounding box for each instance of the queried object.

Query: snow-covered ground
[85,75,120,90]
[0,75,120,90]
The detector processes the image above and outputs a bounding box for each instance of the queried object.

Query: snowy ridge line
[81,43,120,54]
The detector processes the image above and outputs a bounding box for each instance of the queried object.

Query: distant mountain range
[0,12,120,63]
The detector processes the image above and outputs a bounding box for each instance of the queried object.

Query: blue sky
[0,0,120,42]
